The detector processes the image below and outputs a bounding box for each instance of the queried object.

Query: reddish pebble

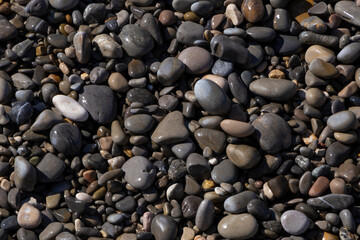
[159,10,176,26]
[308,176,330,197]
[329,178,347,194]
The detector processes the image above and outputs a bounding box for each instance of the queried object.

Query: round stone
[305,88,326,107]
[327,111,356,132]
[280,210,309,235]
[119,24,154,57]
[151,215,178,240]
[178,47,213,75]
[122,156,156,190]
[50,123,82,156]
[52,95,88,122]
[226,144,261,169]
[218,214,258,239]
[17,203,42,229]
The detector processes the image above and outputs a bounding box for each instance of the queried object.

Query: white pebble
[52,95,88,122]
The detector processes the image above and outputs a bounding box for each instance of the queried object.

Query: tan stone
[225,4,243,26]
[17,203,42,229]
[202,74,228,91]
[305,45,335,64]
[220,119,255,137]
[268,69,285,79]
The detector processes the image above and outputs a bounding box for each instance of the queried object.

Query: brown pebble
[308,176,330,197]
[329,178,346,194]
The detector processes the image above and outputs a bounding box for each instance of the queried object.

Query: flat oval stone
[218,214,258,239]
[327,111,356,132]
[337,42,360,64]
[224,191,258,213]
[48,0,78,11]
[249,78,298,101]
[178,47,213,75]
[305,45,335,64]
[50,123,82,156]
[47,34,68,49]
[309,58,338,79]
[335,1,360,27]
[39,222,63,240]
[252,113,292,153]
[194,79,231,115]
[93,34,123,59]
[211,159,238,184]
[124,114,154,134]
[246,27,276,42]
[226,144,261,169]
[52,95,88,122]
[119,24,154,57]
[176,21,204,46]
[78,85,117,124]
[241,0,264,23]
[194,128,227,153]
[122,156,156,190]
[73,32,91,64]
[151,215,178,240]
[307,194,354,210]
[195,199,214,231]
[228,72,248,105]
[220,119,254,137]
[83,3,106,24]
[281,210,309,235]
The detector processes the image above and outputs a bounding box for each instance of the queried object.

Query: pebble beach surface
[1,0,360,239]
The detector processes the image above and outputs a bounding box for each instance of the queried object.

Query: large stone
[250,78,298,101]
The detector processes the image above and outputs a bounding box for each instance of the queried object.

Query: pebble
[157,57,185,86]
[176,21,204,46]
[17,203,42,229]
[122,156,156,190]
[36,153,65,183]
[281,210,309,235]
[48,0,78,11]
[224,190,258,213]
[9,101,33,125]
[73,32,91,64]
[93,34,123,59]
[119,24,154,57]
[305,45,335,64]
[307,194,354,210]
[52,95,88,122]
[241,0,264,23]
[220,119,254,137]
[151,215,178,240]
[309,58,338,79]
[178,47,213,75]
[327,111,356,132]
[218,214,258,239]
[335,1,360,27]
[0,19,18,41]
[195,199,214,231]
[194,79,231,115]
[211,159,238,184]
[14,156,37,192]
[337,42,360,64]
[249,78,298,101]
[50,123,82,156]
[226,144,261,169]
[124,114,154,134]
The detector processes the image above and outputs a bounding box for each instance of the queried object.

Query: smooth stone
[9,101,33,125]
[228,72,248,105]
[124,114,154,134]
[39,222,63,240]
[78,85,117,124]
[151,111,189,145]
[305,88,326,107]
[31,110,62,132]
[191,1,213,16]
[195,199,214,231]
[47,34,68,49]
[247,199,271,220]
[218,214,258,239]
[176,21,204,46]
[178,47,213,75]
[211,59,234,77]
[299,31,339,48]
[26,0,48,16]
[52,95,88,122]
[89,66,108,85]
[307,194,354,210]
[246,27,276,42]
[73,32,91,64]
[270,0,289,8]
[308,176,330,197]
[252,113,292,153]
[241,0,264,23]
[172,0,196,12]
[309,58,338,79]
[325,141,350,166]
[194,79,231,115]
[11,73,35,90]
[50,123,82,156]
[194,128,227,153]
[211,159,238,184]
[273,8,291,32]
[335,1,360,27]
[268,175,289,198]
[327,111,356,132]
[0,78,11,103]
[0,19,18,41]
[126,88,155,105]
[339,209,356,233]
[119,24,154,57]
[122,156,156,190]
[182,195,202,218]
[272,35,303,55]
[337,163,360,183]
[281,210,309,235]
[299,171,313,195]
[249,78,297,101]
[159,95,178,111]
[225,4,243,26]
[171,139,196,159]
[17,228,38,240]
[36,153,65,183]
[14,156,37,192]
[157,57,185,86]
[300,16,326,33]
[151,215,177,240]
[116,196,136,213]
[93,34,123,59]
[199,116,223,129]
[17,203,41,229]
[139,13,162,45]
[186,153,210,180]
[226,144,261,169]
[83,3,106,24]
[210,35,249,65]
[220,119,254,137]
[184,175,201,195]
[224,191,258,213]
[305,45,335,64]
[48,0,78,10]
[305,70,327,87]
[337,42,360,64]
[108,72,129,93]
